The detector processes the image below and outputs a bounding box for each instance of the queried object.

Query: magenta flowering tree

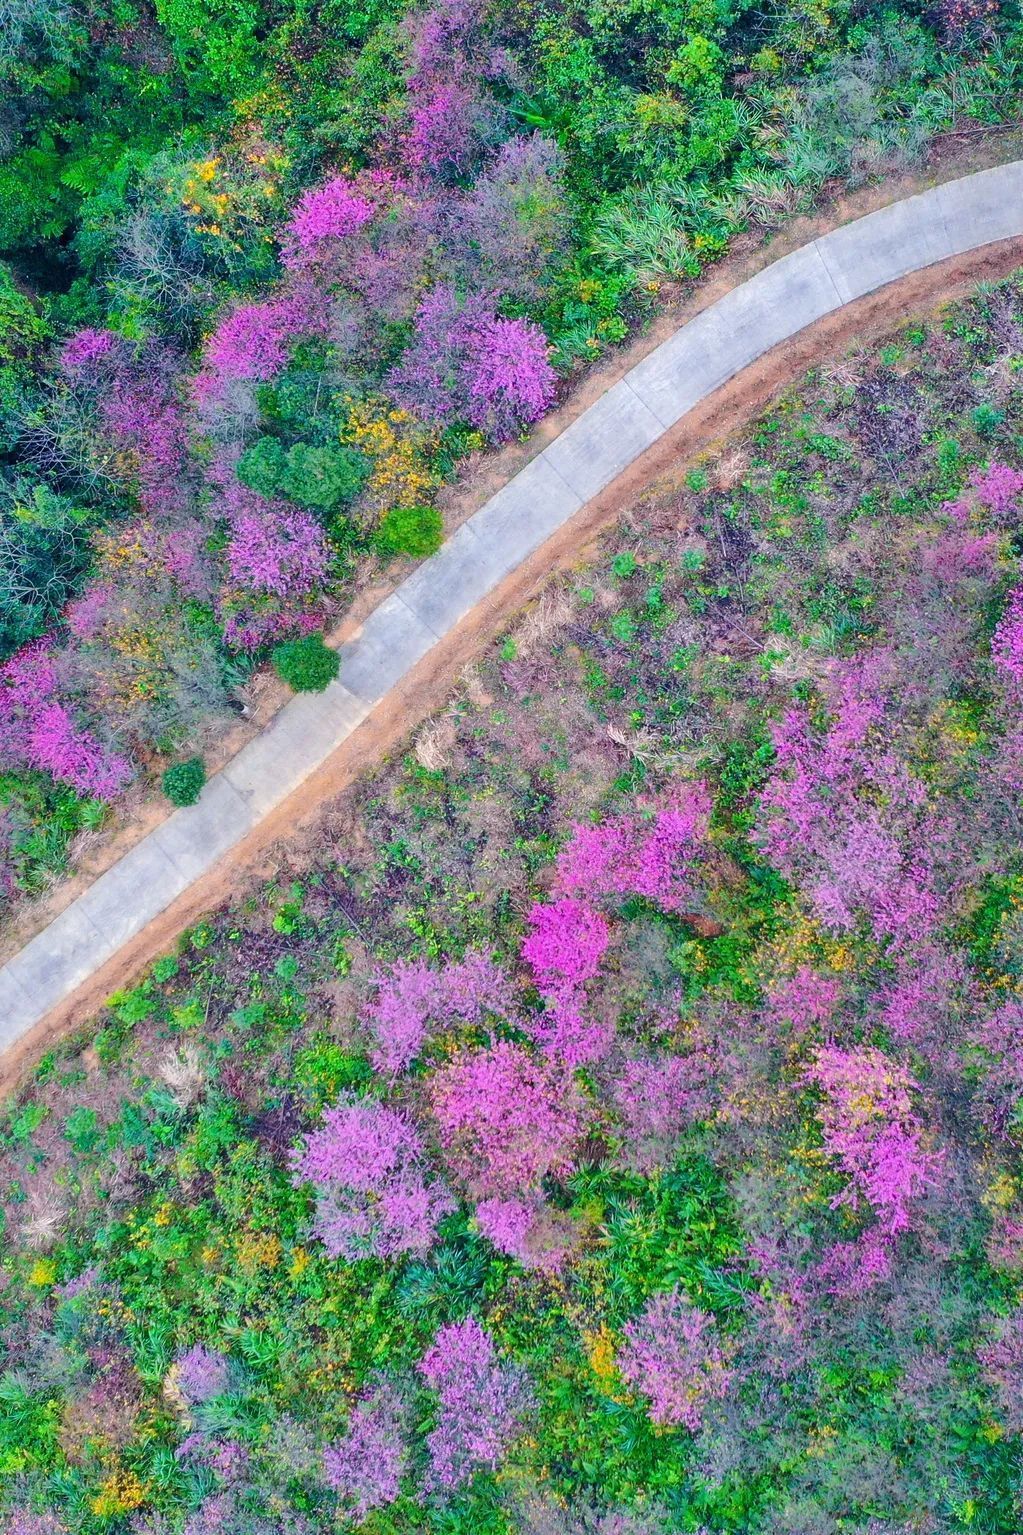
[430,1040,583,1195]
[216,479,332,650]
[401,0,500,181]
[465,313,557,440]
[880,943,974,1060]
[555,788,711,913]
[429,1040,585,1263]
[992,586,1023,699]
[418,1316,532,1492]
[8,1513,68,1535]
[58,326,121,374]
[323,1376,408,1518]
[99,365,189,517]
[366,951,516,1075]
[226,504,330,600]
[764,966,842,1038]
[280,175,375,269]
[194,295,315,403]
[387,283,555,443]
[406,83,484,177]
[521,895,613,1063]
[617,1287,733,1431]
[291,1094,454,1260]
[0,644,133,800]
[805,1045,941,1236]
[457,133,569,303]
[812,1228,894,1298]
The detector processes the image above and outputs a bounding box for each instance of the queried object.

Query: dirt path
[2,169,1022,1094]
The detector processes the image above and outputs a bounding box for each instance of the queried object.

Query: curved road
[2,160,1023,1062]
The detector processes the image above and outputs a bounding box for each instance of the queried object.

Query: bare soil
[3,138,1023,1095]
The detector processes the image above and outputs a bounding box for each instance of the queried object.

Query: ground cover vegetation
[1,0,1022,905]
[3,275,1023,1529]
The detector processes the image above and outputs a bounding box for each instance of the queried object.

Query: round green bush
[272,632,340,692]
[373,503,444,561]
[162,757,206,807]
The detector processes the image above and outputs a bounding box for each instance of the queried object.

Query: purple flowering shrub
[173,1344,232,1404]
[322,1376,408,1518]
[365,951,516,1075]
[616,1288,733,1430]
[805,1046,940,1237]
[418,1316,532,1491]
[290,1094,454,1260]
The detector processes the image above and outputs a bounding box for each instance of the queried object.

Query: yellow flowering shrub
[342,397,440,514]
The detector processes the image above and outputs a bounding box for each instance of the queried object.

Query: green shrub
[236,437,369,511]
[972,402,1005,439]
[374,503,444,560]
[235,436,287,499]
[161,757,206,807]
[271,632,340,691]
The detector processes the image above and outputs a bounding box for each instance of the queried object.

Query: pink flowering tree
[194,294,317,404]
[365,951,516,1075]
[992,586,1023,701]
[555,788,711,913]
[970,461,1023,520]
[805,1045,941,1236]
[616,1287,733,1430]
[418,1316,532,1492]
[290,1094,454,1261]
[429,1040,585,1264]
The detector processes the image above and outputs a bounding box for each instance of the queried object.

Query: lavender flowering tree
[172,1344,232,1405]
[366,951,516,1075]
[387,283,555,442]
[418,1316,532,1492]
[290,1094,454,1260]
[617,1287,733,1431]
[323,1376,408,1518]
